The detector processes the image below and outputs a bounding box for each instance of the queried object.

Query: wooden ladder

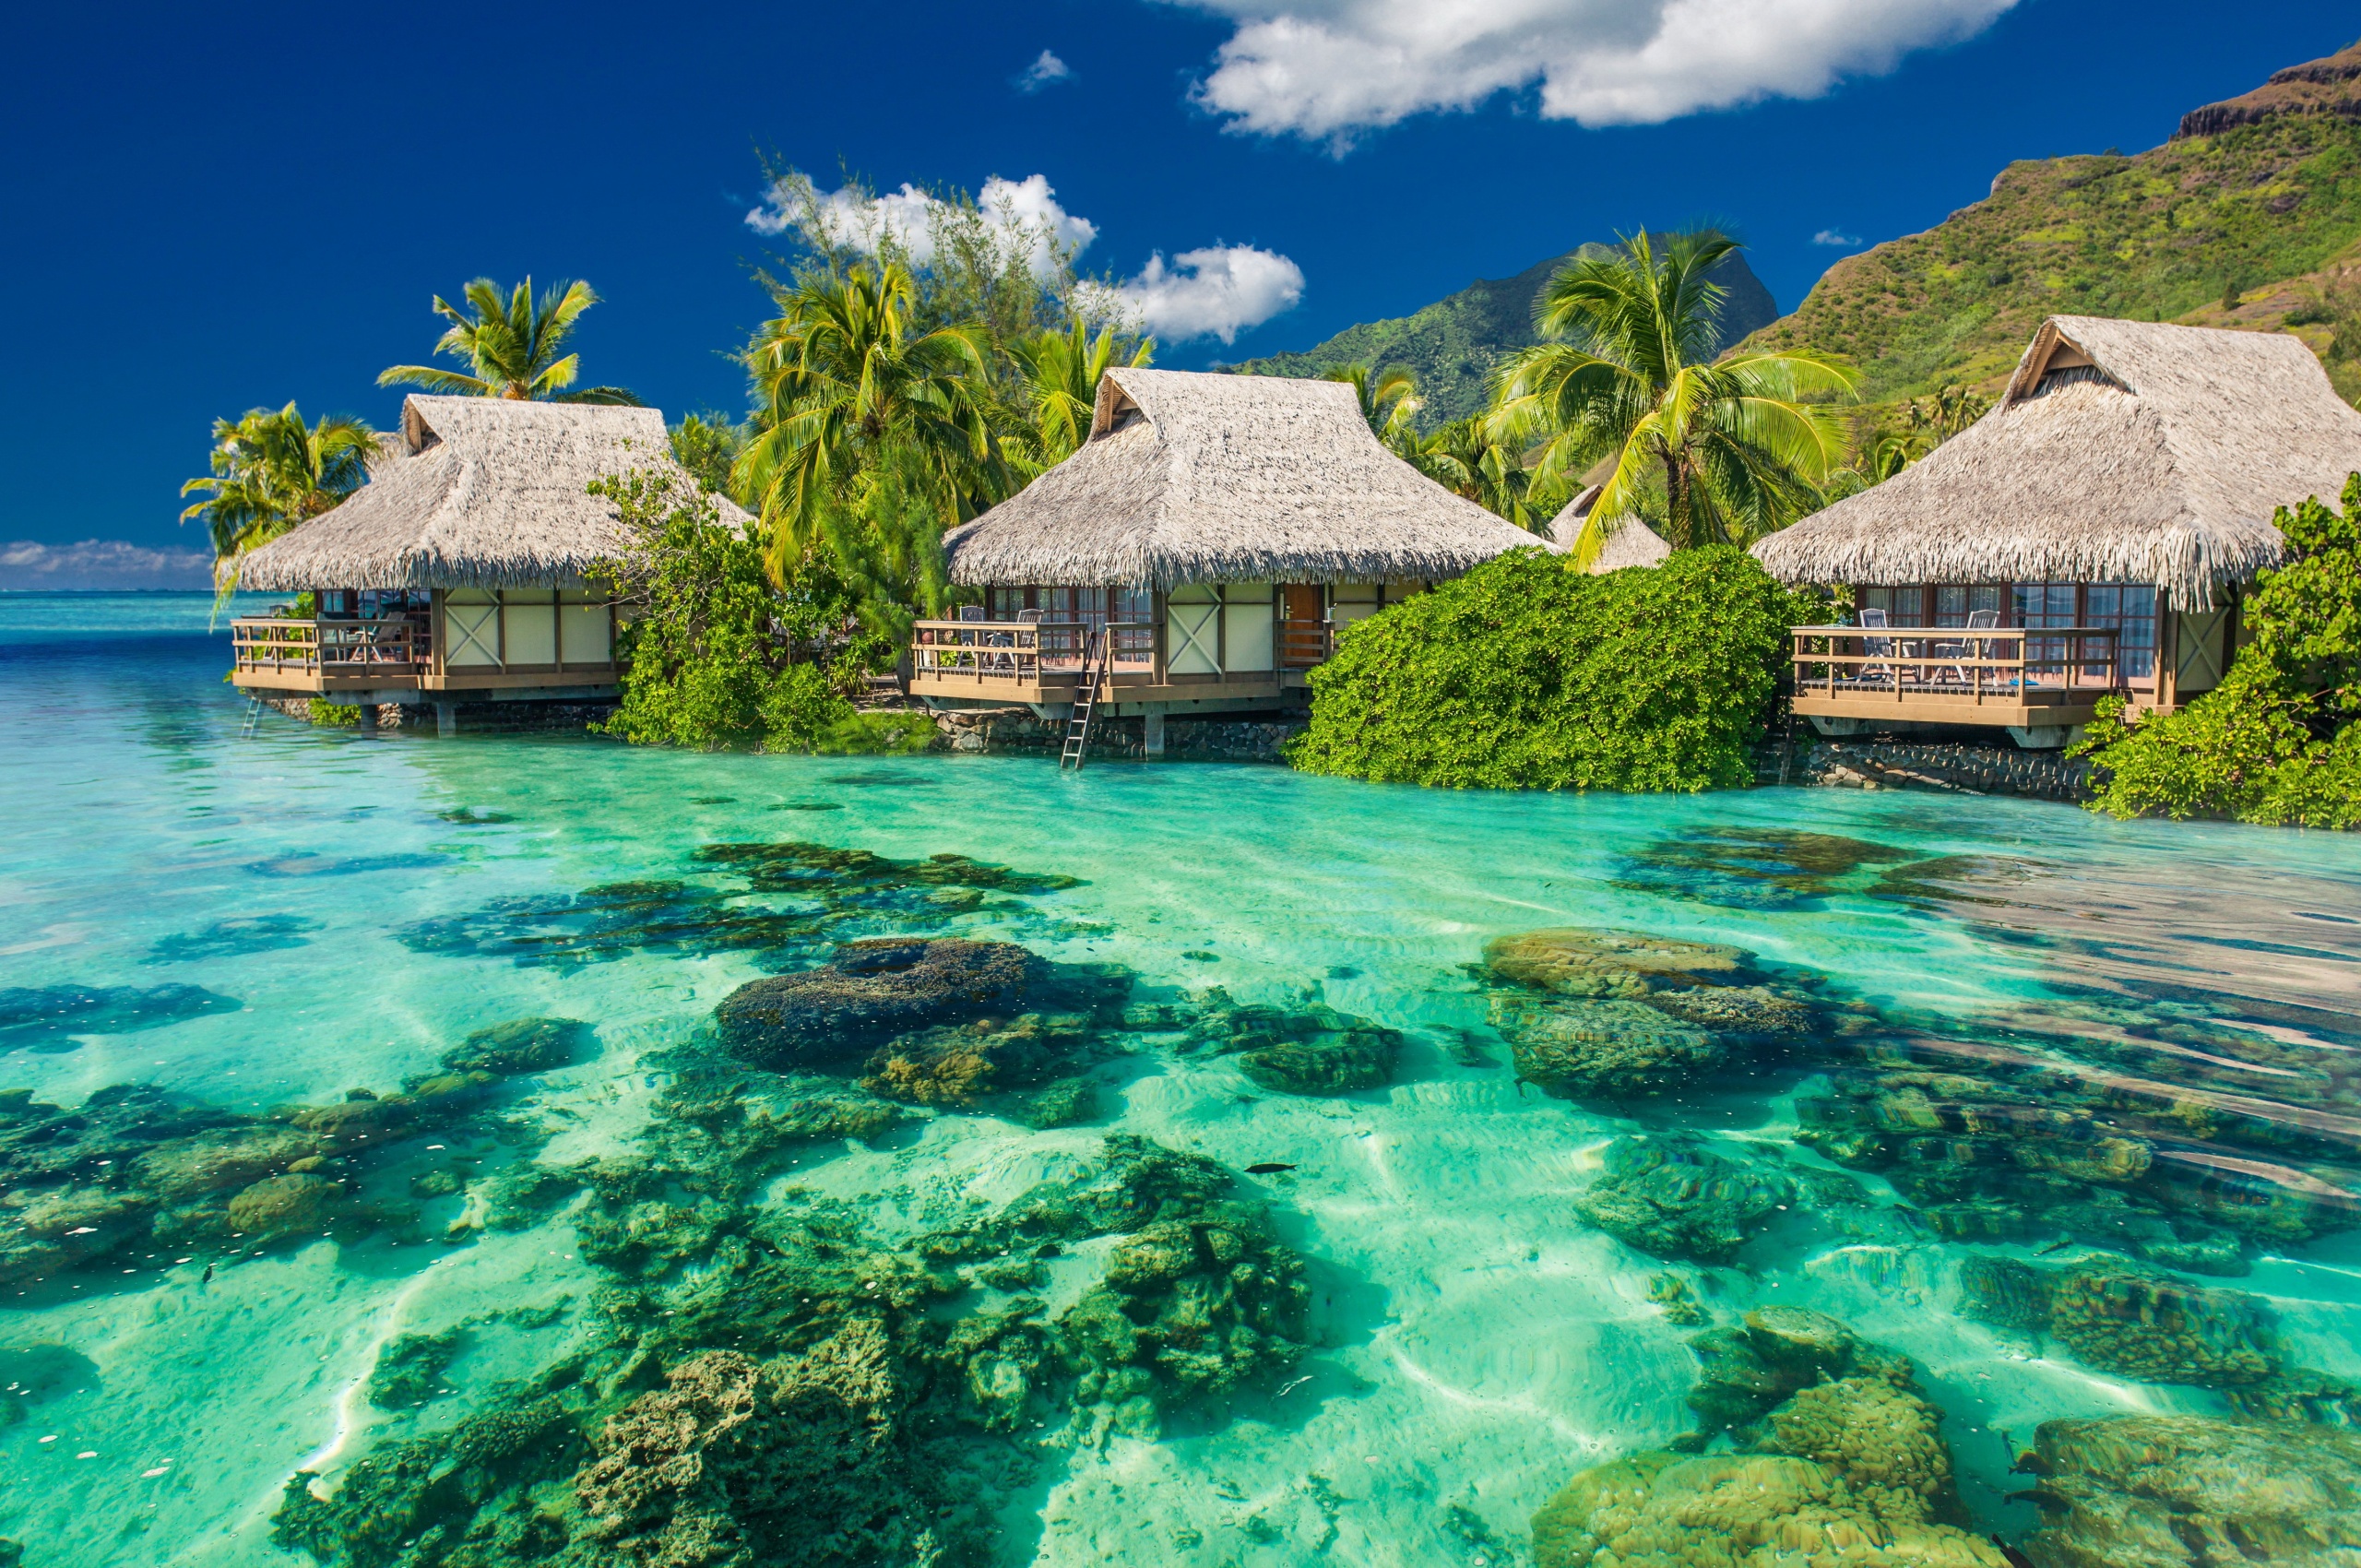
[1059,626,1108,771]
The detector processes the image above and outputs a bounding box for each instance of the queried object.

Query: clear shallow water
[3,594,2359,1567]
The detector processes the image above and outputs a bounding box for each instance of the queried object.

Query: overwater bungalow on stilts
[228,396,736,732]
[1753,315,2361,747]
[908,367,1541,754]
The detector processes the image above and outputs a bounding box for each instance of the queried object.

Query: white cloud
[0,540,214,591]
[1164,0,2018,143]
[1812,229,1862,246]
[745,173,1099,280]
[1081,244,1306,343]
[1016,49,1074,92]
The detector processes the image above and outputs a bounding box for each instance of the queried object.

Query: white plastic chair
[1857,607,1894,686]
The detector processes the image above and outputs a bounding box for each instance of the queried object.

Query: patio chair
[1937,608,2000,687]
[1857,607,1894,687]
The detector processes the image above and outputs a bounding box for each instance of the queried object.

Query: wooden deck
[1788,624,2125,729]
[907,618,1327,710]
[230,617,617,697]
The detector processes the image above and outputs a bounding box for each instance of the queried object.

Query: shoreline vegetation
[182,136,2361,825]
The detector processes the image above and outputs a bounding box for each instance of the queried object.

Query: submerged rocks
[2021,1415,2361,1568]
[718,939,1047,1070]
[1534,1311,2000,1568]
[1190,992,1402,1095]
[1575,1136,1796,1264]
[0,982,242,1050]
[1960,1256,2280,1387]
[1496,997,1723,1099]
[1482,928,1813,1101]
[439,1016,595,1075]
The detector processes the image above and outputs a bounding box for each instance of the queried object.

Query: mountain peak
[2177,40,2361,139]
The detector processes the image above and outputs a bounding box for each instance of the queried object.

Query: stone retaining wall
[258,697,616,733]
[929,707,1303,763]
[1801,739,2094,802]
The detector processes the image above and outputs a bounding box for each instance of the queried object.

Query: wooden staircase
[1059,626,1109,771]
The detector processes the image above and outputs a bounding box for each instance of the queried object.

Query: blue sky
[5,0,2357,566]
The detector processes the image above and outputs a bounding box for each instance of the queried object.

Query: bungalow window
[2083,584,2157,682]
[1860,587,1924,626]
[1932,586,2004,627]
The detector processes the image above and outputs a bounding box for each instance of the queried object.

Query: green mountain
[1750,41,2361,403]
[1230,239,1780,425]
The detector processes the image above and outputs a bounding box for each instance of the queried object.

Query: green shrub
[306,699,361,728]
[590,473,868,753]
[2078,475,2361,827]
[1286,546,1811,791]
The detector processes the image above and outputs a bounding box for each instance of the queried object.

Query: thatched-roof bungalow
[1548,486,1672,572]
[911,368,1540,738]
[229,396,732,731]
[1753,315,2361,745]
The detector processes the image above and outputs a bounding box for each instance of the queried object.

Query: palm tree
[1008,318,1154,469]
[180,403,377,593]
[1487,231,1855,560]
[379,278,640,404]
[734,262,996,579]
[1322,362,1421,455]
[1410,418,1560,530]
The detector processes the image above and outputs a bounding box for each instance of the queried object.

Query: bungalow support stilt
[1144,704,1167,756]
[435,702,457,737]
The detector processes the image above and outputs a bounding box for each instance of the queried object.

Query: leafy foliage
[179,402,377,593]
[1234,242,1780,427]
[1488,232,1854,556]
[378,277,640,404]
[669,411,748,501]
[588,472,864,753]
[1287,547,1813,791]
[2078,475,2361,827]
[1751,116,2361,401]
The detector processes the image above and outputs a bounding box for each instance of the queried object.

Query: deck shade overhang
[940,367,1545,590]
[231,396,746,592]
[1750,315,2361,611]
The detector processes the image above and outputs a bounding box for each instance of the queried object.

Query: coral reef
[1485,930,1751,999]
[1534,1312,1999,1568]
[1188,992,1403,1095]
[1575,1137,1796,1264]
[143,913,318,964]
[2020,1415,2361,1568]
[401,839,1079,972]
[1495,996,1724,1099]
[1959,1256,2281,1386]
[368,1327,467,1409]
[1609,827,1922,910]
[440,1017,596,1075]
[0,982,242,1050]
[717,939,1049,1071]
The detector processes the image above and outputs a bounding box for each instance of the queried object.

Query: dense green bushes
[1287,547,1812,791]
[2079,477,2361,827]
[590,474,868,753]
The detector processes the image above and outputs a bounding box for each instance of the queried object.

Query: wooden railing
[231,617,429,678]
[1276,620,1331,669]
[910,620,1155,683]
[1789,624,2120,706]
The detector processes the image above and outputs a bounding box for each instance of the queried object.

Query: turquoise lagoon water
[3,592,2359,1566]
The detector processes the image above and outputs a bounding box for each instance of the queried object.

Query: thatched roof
[941,368,1540,588]
[1752,315,2361,610]
[234,396,742,591]
[1548,485,1672,571]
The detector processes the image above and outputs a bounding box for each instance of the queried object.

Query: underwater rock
[143,913,317,965]
[861,1011,1096,1108]
[694,838,1081,897]
[1485,929,1750,999]
[1646,1274,1709,1326]
[1959,1256,2279,1387]
[1643,983,1817,1039]
[131,1124,325,1202]
[400,878,829,970]
[1685,1306,1914,1440]
[2021,1415,2361,1568]
[1575,1137,1796,1264]
[0,982,242,1049]
[1536,1307,1999,1568]
[1058,1200,1311,1415]
[1189,992,1402,1095]
[1608,827,1922,911]
[1494,996,1725,1099]
[1014,1075,1098,1129]
[718,939,1048,1071]
[367,1326,466,1409]
[439,1016,595,1076]
[0,1343,98,1428]
[575,1325,928,1568]
[227,1173,342,1238]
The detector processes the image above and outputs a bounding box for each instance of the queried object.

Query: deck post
[1143,703,1167,757]
[357,702,378,734]
[435,701,457,737]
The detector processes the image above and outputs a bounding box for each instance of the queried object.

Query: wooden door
[1278,585,1326,667]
